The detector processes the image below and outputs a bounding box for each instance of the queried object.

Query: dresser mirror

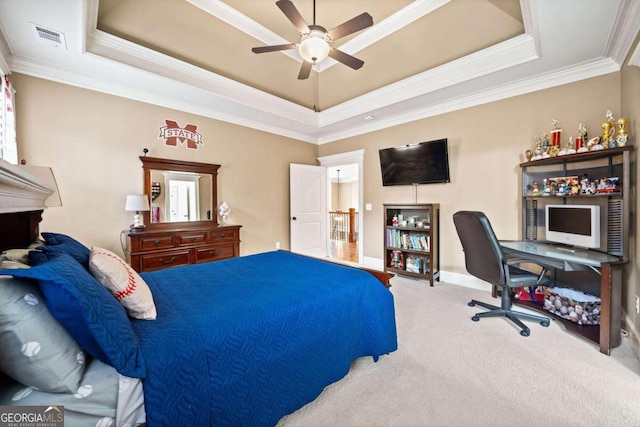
[139,156,220,229]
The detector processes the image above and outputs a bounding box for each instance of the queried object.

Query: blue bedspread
[132,251,397,426]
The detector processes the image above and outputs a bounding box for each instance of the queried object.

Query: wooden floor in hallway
[329,239,358,263]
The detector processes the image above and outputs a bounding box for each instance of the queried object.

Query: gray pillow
[0,272,87,393]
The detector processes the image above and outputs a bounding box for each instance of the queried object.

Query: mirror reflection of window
[149,168,213,224]
[163,171,201,222]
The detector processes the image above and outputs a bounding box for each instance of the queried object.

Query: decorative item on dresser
[127,156,242,272]
[124,194,150,232]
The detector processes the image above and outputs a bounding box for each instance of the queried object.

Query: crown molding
[7,54,318,144]
[603,0,640,65]
[317,57,620,144]
[86,29,318,129]
[629,43,640,67]
[0,16,14,75]
[318,33,538,127]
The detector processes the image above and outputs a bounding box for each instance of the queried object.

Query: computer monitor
[545,204,600,249]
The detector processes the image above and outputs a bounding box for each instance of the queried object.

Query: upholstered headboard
[0,159,54,251]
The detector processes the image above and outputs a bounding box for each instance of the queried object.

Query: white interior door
[290,164,327,258]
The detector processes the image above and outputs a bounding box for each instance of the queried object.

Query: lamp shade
[299,30,330,63]
[125,195,150,212]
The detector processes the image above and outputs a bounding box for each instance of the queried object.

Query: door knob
[292,217,297,220]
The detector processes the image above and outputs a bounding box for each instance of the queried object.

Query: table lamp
[125,195,150,231]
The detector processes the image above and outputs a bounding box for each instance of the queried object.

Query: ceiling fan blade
[298,61,312,80]
[328,48,364,70]
[276,0,309,34]
[327,12,373,41]
[252,43,297,54]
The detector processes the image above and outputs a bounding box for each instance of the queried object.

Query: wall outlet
[275,241,280,250]
[635,295,639,314]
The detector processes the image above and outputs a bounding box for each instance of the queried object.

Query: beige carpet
[278,276,640,427]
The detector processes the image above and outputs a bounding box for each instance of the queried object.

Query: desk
[500,240,623,355]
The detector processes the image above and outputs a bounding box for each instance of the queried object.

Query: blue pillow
[0,253,146,378]
[28,250,57,265]
[38,232,91,268]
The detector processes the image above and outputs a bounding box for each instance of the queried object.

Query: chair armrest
[504,258,554,286]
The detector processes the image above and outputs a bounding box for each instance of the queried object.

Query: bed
[0,161,398,426]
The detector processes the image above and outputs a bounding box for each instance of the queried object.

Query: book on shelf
[405,256,421,273]
[405,256,430,274]
[386,228,430,251]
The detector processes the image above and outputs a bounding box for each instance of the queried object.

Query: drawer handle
[220,233,226,238]
[190,237,197,242]
[158,257,176,264]
[154,240,161,246]
[209,250,219,256]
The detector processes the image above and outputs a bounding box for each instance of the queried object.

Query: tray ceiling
[0,0,638,144]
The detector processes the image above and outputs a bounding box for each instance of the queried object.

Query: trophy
[575,122,587,152]
[550,119,562,147]
[616,117,629,146]
[559,134,576,156]
[603,110,617,148]
[541,132,551,158]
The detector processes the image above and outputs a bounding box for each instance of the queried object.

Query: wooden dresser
[127,224,241,273]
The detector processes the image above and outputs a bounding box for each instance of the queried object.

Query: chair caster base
[520,329,530,337]
[471,315,480,322]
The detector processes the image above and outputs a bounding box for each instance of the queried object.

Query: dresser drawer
[139,235,175,251]
[141,250,192,272]
[177,231,208,246]
[211,229,238,242]
[195,244,235,263]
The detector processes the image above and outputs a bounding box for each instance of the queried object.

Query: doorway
[327,165,359,263]
[318,149,365,265]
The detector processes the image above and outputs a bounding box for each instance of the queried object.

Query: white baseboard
[363,256,383,270]
[365,257,492,292]
[438,270,492,292]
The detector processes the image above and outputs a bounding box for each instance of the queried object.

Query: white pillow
[88,247,157,320]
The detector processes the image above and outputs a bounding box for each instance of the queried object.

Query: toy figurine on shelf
[390,250,404,269]
[616,117,629,146]
[570,178,581,195]
[543,178,552,196]
[532,181,540,195]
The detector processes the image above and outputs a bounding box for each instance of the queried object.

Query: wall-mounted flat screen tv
[379,138,450,186]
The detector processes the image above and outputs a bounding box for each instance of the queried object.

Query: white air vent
[31,23,66,49]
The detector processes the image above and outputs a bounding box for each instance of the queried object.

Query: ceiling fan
[251,0,373,80]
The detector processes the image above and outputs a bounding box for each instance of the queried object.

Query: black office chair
[453,211,552,336]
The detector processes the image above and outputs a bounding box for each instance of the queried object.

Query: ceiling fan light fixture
[299,29,330,64]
